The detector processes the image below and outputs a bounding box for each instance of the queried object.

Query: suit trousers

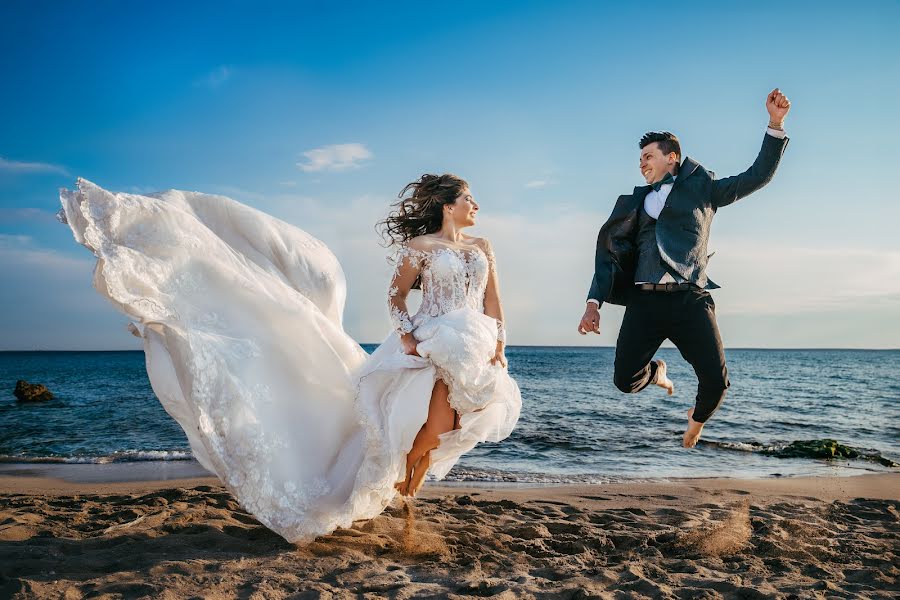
[613,286,730,423]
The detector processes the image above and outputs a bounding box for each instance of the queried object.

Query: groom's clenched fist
[766,88,791,124]
[578,303,601,335]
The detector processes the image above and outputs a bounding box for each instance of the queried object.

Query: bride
[57,173,521,543]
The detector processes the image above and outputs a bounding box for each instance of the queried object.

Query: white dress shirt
[643,176,675,220]
[587,127,787,305]
[638,176,678,283]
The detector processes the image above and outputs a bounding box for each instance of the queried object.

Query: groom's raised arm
[711,88,792,208]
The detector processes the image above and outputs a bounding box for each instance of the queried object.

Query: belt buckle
[664,282,678,291]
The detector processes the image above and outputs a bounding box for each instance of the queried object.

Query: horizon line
[1,346,898,353]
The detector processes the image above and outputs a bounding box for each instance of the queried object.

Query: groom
[578,88,791,448]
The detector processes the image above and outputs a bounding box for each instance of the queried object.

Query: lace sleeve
[388,244,425,336]
[479,240,506,344]
[477,240,493,273]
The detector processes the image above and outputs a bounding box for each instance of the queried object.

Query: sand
[1,470,897,599]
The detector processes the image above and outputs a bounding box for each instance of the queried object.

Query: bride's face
[444,187,479,228]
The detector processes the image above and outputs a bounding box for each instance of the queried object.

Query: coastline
[1,466,897,505]
[1,457,895,492]
[2,464,897,598]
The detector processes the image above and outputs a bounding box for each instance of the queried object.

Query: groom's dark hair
[640,131,681,161]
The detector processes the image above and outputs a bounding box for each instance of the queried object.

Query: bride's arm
[478,238,507,367]
[388,244,425,356]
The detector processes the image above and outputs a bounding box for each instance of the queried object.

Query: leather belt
[636,282,698,292]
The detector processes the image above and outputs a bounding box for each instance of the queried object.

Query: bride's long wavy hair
[377,173,468,247]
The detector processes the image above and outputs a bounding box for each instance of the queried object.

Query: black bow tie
[651,173,675,192]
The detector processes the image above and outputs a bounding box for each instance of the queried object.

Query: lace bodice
[388,243,505,342]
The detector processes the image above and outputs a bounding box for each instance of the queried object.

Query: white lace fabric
[58,179,521,543]
[388,243,505,342]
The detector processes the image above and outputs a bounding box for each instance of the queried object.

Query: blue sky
[1,0,898,349]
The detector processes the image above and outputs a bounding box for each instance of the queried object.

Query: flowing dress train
[58,179,521,542]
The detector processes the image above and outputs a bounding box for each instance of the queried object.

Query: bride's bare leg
[395,379,457,496]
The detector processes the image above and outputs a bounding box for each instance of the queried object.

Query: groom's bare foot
[654,359,675,395]
[683,408,704,448]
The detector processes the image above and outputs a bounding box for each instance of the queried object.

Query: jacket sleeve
[710,132,789,208]
[587,227,617,307]
[587,274,601,304]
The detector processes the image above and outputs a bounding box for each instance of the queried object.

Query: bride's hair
[377,173,468,246]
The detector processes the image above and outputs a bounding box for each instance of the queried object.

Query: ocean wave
[442,467,648,485]
[0,450,194,464]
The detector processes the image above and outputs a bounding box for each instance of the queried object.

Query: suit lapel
[659,158,701,217]
[672,157,700,190]
[632,185,651,203]
[628,185,651,216]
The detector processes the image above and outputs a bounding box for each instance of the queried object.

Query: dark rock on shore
[764,439,899,468]
[13,380,54,403]
[702,438,899,468]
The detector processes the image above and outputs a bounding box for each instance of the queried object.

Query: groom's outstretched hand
[578,303,601,335]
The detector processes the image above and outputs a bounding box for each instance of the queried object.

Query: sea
[1,347,898,483]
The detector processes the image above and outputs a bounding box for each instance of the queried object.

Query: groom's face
[640,143,678,184]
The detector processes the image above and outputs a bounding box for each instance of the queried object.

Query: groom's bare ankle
[653,359,675,395]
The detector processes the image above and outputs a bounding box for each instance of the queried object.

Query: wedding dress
[57,179,521,542]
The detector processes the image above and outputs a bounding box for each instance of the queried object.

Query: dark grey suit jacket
[588,132,790,306]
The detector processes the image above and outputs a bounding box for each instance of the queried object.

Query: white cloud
[297,143,373,173]
[524,180,551,189]
[0,233,34,248]
[0,235,138,350]
[194,65,232,88]
[0,157,68,175]
[0,208,56,224]
[707,240,900,316]
[0,234,89,270]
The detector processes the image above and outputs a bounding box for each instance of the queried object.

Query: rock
[764,439,899,468]
[14,380,54,402]
[768,439,860,460]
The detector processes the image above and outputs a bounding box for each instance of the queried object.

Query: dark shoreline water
[2,348,898,482]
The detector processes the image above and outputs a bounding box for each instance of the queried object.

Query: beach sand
[1,468,897,599]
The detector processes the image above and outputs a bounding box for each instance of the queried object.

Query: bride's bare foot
[395,450,418,496]
[683,408,704,448]
[395,449,433,497]
[654,359,675,395]
[408,451,432,497]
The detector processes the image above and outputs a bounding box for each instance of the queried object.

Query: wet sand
[1,469,897,599]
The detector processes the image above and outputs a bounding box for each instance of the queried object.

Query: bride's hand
[490,342,507,368]
[400,332,420,356]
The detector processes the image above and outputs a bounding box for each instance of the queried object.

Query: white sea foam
[0,450,193,464]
